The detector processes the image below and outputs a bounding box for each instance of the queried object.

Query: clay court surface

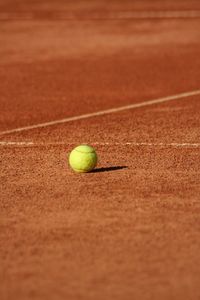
[1,1,200,299]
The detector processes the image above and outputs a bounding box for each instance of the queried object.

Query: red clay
[0,1,200,300]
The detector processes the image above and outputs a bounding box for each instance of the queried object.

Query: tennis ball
[69,145,97,173]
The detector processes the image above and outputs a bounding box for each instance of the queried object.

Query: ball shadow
[91,166,127,173]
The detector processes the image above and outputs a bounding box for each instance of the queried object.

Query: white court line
[0,89,200,137]
[0,141,200,148]
[0,141,35,146]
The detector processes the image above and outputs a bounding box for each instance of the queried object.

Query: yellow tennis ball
[69,145,98,173]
